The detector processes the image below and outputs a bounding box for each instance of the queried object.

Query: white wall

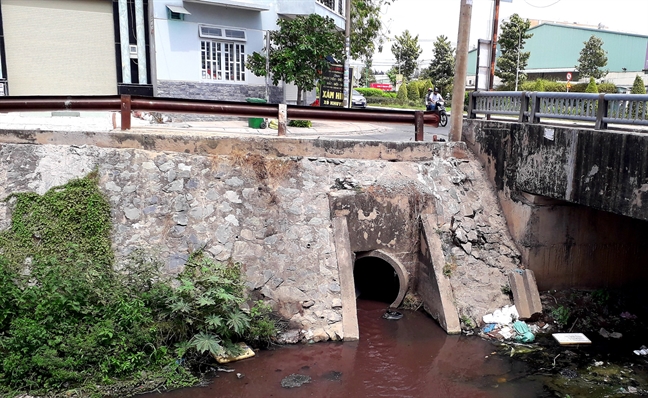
[152,0,266,85]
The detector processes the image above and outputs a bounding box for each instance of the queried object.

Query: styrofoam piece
[552,333,592,345]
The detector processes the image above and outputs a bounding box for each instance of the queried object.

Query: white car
[352,89,367,108]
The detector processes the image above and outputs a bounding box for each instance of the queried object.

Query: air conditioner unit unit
[129,45,138,59]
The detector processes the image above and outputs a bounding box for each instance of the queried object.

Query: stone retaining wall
[0,137,522,341]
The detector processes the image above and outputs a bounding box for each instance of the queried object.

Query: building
[0,0,347,103]
[467,23,648,90]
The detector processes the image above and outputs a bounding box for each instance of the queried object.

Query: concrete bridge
[0,118,646,342]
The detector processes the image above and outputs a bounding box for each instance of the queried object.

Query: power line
[523,0,562,8]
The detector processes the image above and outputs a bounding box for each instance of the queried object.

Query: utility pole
[449,0,472,142]
[344,0,352,108]
[515,25,521,91]
[489,0,500,91]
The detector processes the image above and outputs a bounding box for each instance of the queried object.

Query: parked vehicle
[352,89,367,108]
[436,100,448,127]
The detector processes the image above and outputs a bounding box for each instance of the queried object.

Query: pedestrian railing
[0,95,440,141]
[469,91,648,130]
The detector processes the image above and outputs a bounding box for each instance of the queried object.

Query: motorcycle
[435,100,448,127]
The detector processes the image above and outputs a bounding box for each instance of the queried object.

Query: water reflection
[145,300,546,398]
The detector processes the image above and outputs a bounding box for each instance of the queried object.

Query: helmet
[434,87,439,92]
[427,87,433,91]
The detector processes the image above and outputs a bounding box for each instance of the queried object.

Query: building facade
[0,0,347,103]
[466,23,648,90]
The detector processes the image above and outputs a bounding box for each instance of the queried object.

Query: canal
[147,299,548,398]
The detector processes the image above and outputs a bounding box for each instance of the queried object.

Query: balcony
[276,0,346,30]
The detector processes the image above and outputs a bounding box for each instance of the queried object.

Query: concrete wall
[463,119,648,290]
[0,130,522,338]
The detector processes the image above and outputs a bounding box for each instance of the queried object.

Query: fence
[0,95,440,141]
[469,91,648,130]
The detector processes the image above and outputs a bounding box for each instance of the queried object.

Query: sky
[366,0,648,72]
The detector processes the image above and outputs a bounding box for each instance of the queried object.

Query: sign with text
[320,64,345,107]
[370,83,393,91]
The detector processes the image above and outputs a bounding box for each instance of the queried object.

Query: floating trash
[382,310,403,320]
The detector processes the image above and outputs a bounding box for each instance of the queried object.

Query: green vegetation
[496,14,533,90]
[397,83,408,101]
[517,78,617,93]
[247,14,343,105]
[551,305,571,327]
[585,76,599,93]
[0,172,276,396]
[577,35,608,79]
[288,120,312,128]
[350,0,396,61]
[421,35,455,96]
[390,30,422,81]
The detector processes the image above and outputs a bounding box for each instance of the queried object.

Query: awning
[183,0,269,11]
[166,5,191,14]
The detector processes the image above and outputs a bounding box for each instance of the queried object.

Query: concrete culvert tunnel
[353,251,408,308]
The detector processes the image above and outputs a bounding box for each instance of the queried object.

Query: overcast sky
[367,0,648,72]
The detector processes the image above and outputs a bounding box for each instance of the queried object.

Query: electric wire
[523,0,563,8]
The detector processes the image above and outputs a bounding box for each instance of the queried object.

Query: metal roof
[468,23,648,74]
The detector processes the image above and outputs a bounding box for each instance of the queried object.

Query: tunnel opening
[353,256,401,305]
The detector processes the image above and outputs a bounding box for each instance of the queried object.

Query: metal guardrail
[0,95,440,141]
[469,91,648,130]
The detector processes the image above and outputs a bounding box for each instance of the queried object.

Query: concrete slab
[508,269,542,320]
[332,217,359,341]
[419,214,461,334]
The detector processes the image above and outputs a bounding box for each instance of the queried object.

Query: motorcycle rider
[426,87,444,111]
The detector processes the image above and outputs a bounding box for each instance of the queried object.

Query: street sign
[566,72,572,81]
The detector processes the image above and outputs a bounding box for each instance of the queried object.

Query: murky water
[148,300,547,398]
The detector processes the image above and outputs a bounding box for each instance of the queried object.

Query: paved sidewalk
[0,111,446,141]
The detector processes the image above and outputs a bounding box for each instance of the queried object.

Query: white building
[0,0,347,103]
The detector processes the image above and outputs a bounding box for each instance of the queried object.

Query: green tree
[496,14,533,90]
[423,35,455,96]
[585,76,598,93]
[397,82,408,102]
[630,75,647,118]
[631,74,646,94]
[577,35,608,79]
[350,0,396,61]
[391,30,422,81]
[359,58,377,86]
[246,15,343,105]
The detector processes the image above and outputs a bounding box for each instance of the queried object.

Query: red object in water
[310,98,320,106]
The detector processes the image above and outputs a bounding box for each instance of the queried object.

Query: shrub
[355,87,384,97]
[0,172,276,396]
[585,77,598,93]
[407,81,420,101]
[397,83,408,102]
[533,79,546,92]
[420,79,433,98]
[288,120,312,127]
[598,82,617,94]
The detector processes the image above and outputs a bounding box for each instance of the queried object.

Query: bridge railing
[0,95,440,141]
[469,91,648,130]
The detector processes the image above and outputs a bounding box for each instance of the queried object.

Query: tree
[495,14,533,90]
[422,35,455,97]
[577,35,608,79]
[585,76,598,93]
[359,59,377,86]
[246,15,343,105]
[630,75,646,118]
[350,0,396,61]
[390,30,422,81]
[631,75,646,94]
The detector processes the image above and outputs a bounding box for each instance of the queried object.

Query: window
[166,5,190,21]
[316,0,344,16]
[201,40,246,82]
[199,25,246,41]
